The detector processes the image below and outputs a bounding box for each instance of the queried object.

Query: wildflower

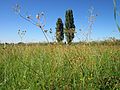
[79,29,82,31]
[88,74,93,80]
[14,4,21,13]
[44,30,48,33]
[49,28,52,33]
[36,23,41,28]
[26,15,31,19]
[18,29,20,34]
[36,13,40,19]
[3,43,7,49]
[41,12,44,15]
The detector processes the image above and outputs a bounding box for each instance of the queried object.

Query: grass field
[0,44,120,90]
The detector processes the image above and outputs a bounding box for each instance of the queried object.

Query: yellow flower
[88,74,93,80]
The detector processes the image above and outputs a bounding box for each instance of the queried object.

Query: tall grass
[0,44,120,90]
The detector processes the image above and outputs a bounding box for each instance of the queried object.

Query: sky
[0,0,120,43]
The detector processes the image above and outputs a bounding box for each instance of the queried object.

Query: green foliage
[56,18,64,43]
[65,9,75,44]
[0,44,120,89]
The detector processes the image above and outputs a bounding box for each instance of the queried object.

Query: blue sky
[0,0,120,43]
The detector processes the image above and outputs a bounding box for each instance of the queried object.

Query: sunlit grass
[0,44,120,89]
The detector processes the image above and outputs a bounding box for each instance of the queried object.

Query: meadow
[0,43,120,90]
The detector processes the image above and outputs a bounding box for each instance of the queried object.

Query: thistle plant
[49,28,55,42]
[13,4,49,43]
[18,29,26,42]
[43,28,55,42]
[79,7,97,42]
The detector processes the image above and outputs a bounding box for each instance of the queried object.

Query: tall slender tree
[65,9,75,44]
[56,18,64,43]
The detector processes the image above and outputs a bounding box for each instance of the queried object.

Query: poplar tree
[56,18,64,43]
[65,9,75,44]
